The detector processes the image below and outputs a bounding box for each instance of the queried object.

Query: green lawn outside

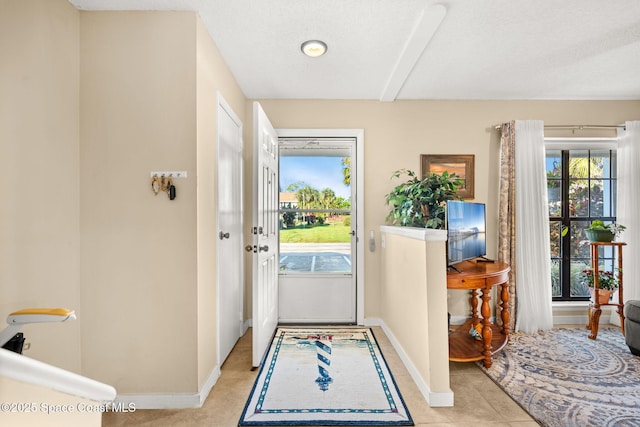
[280,223,351,243]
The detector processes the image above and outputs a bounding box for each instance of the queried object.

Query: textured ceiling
[69,0,640,101]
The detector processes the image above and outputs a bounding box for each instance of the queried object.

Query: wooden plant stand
[587,241,626,340]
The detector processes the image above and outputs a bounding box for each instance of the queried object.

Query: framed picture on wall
[421,154,475,199]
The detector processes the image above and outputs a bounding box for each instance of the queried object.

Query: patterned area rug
[239,328,413,426]
[479,327,640,426]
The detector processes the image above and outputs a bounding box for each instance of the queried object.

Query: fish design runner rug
[238,328,413,426]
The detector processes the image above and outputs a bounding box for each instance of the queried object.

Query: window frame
[545,139,618,302]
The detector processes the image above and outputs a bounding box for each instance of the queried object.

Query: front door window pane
[279,153,352,275]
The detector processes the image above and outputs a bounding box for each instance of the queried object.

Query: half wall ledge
[379,226,453,407]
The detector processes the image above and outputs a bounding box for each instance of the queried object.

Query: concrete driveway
[280,243,351,273]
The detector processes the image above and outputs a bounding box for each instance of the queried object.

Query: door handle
[258,245,269,253]
[219,231,230,240]
[245,245,254,253]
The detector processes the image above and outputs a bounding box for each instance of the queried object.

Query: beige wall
[80,10,199,394]
[80,10,247,396]
[253,99,640,319]
[0,0,81,372]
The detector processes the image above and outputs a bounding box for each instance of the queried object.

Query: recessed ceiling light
[301,40,327,57]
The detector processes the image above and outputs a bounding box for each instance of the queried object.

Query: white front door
[251,102,279,367]
[277,137,358,323]
[216,94,243,364]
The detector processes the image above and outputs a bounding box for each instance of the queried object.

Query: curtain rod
[494,124,625,130]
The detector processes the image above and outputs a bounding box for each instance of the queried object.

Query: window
[547,148,617,301]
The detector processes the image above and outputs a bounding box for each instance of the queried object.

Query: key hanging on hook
[167,176,176,200]
[151,175,160,195]
[159,175,168,192]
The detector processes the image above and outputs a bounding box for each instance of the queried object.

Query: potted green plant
[581,267,620,304]
[385,169,463,229]
[585,220,626,242]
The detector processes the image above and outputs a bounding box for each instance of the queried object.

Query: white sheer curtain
[616,121,640,303]
[514,120,554,333]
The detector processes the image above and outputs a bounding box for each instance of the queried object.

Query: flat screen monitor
[446,201,487,265]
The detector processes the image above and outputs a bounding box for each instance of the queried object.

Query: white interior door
[251,102,279,367]
[216,94,243,365]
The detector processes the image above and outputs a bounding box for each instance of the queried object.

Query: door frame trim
[276,128,365,325]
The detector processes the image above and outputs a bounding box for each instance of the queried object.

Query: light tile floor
[103,327,537,427]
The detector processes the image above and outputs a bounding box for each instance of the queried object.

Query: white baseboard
[365,317,454,407]
[552,313,619,327]
[449,315,467,326]
[454,309,615,329]
[553,314,589,326]
[552,302,587,327]
[114,365,221,409]
[450,315,495,326]
[363,317,382,327]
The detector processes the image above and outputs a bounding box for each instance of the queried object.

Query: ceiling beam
[379,4,447,102]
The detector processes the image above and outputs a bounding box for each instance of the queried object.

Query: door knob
[219,231,230,240]
[245,245,254,252]
[258,245,269,253]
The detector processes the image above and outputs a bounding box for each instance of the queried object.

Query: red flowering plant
[581,268,620,291]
